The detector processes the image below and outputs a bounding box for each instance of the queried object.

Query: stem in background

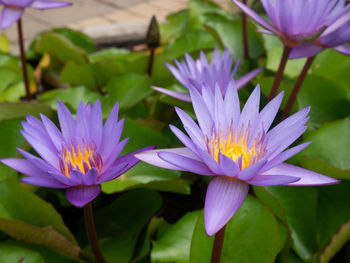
[17,19,31,101]
[281,56,315,121]
[242,0,249,60]
[84,202,107,263]
[148,48,155,76]
[268,46,291,102]
[211,225,226,263]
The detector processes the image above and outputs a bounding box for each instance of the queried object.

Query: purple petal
[219,154,240,177]
[40,114,65,151]
[239,85,260,134]
[152,86,191,102]
[235,67,264,90]
[89,99,103,148]
[224,81,240,128]
[135,147,199,171]
[169,124,199,156]
[1,7,24,29]
[17,148,58,173]
[237,158,267,181]
[0,158,49,177]
[75,101,90,142]
[332,45,350,56]
[49,171,76,186]
[66,185,101,208]
[57,100,75,143]
[102,138,128,171]
[261,163,340,186]
[232,0,277,33]
[204,176,249,236]
[22,176,68,188]
[289,44,324,59]
[258,91,283,132]
[247,174,300,186]
[158,151,215,176]
[31,0,72,9]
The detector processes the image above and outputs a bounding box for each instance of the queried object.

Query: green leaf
[190,196,280,263]
[0,218,80,260]
[83,189,162,263]
[301,117,350,171]
[38,86,100,111]
[205,16,264,59]
[264,186,319,261]
[35,32,88,64]
[0,244,45,263]
[53,27,96,53]
[89,47,130,63]
[152,210,201,263]
[0,34,9,53]
[297,75,350,128]
[0,180,76,245]
[102,162,190,194]
[163,30,217,59]
[60,61,98,91]
[0,102,55,122]
[160,10,190,43]
[105,73,152,110]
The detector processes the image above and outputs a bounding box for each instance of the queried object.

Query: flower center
[59,142,102,177]
[206,126,267,170]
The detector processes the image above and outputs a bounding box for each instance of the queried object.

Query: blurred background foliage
[0,0,350,262]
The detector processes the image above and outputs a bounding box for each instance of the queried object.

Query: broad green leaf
[160,10,190,43]
[60,61,97,91]
[0,102,54,122]
[163,30,217,59]
[264,186,319,261]
[0,218,80,260]
[0,180,76,244]
[89,47,130,63]
[35,32,88,64]
[105,73,152,110]
[82,189,162,263]
[0,34,9,53]
[102,162,190,194]
[152,210,200,263]
[53,27,96,53]
[190,196,280,263]
[0,244,44,263]
[297,75,350,128]
[301,117,350,171]
[38,86,100,111]
[205,16,264,59]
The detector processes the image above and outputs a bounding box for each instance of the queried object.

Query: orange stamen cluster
[206,125,267,170]
[59,142,102,177]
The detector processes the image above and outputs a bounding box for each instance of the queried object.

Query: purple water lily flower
[233,0,350,58]
[152,49,263,102]
[0,0,71,29]
[1,100,154,207]
[136,82,339,236]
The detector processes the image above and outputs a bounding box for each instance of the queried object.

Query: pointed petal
[332,45,350,56]
[22,176,68,188]
[158,151,215,176]
[204,177,249,236]
[219,153,240,177]
[258,91,283,132]
[0,158,48,177]
[248,174,300,186]
[66,185,101,208]
[237,158,267,180]
[40,114,65,151]
[57,100,75,143]
[1,7,23,29]
[151,86,191,102]
[90,99,103,148]
[262,163,340,186]
[235,67,264,90]
[31,0,72,9]
[135,147,199,171]
[169,124,199,156]
[289,44,324,59]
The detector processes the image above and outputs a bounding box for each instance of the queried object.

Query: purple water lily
[136,82,339,236]
[152,49,263,102]
[233,0,350,58]
[1,100,154,207]
[0,0,71,29]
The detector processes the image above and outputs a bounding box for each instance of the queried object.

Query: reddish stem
[148,48,155,76]
[242,0,249,60]
[281,56,315,120]
[268,46,291,102]
[84,202,107,263]
[17,19,31,101]
[211,225,226,263]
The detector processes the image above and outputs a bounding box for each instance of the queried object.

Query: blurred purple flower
[136,82,339,236]
[152,49,263,102]
[233,0,350,58]
[1,100,154,207]
[0,0,71,29]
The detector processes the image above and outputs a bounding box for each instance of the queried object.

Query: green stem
[210,225,226,263]
[268,46,291,102]
[84,202,107,263]
[17,19,31,101]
